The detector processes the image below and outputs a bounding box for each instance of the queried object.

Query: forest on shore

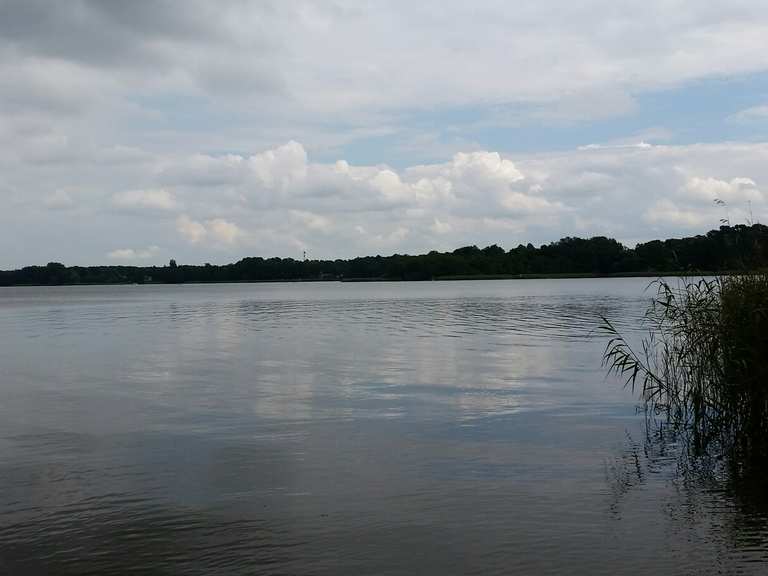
[2,224,767,286]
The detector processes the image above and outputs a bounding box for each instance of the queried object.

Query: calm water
[0,279,766,575]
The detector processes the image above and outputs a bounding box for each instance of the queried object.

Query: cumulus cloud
[291,210,334,233]
[107,246,160,261]
[247,140,308,189]
[176,214,243,246]
[499,192,563,215]
[5,133,768,267]
[430,218,452,235]
[3,138,768,266]
[682,176,762,203]
[206,218,243,245]
[160,144,544,221]
[176,214,208,244]
[644,200,707,228]
[159,142,308,190]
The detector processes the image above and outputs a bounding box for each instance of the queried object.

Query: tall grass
[601,273,768,463]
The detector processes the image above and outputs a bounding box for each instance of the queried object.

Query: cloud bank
[6,137,768,266]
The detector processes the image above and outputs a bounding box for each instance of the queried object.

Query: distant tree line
[2,224,767,286]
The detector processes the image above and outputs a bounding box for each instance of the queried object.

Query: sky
[3,1,768,267]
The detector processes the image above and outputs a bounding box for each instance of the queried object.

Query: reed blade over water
[601,273,768,466]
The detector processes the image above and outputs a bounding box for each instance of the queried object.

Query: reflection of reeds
[600,274,768,465]
[606,419,768,566]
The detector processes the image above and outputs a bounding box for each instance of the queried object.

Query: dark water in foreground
[0,279,766,575]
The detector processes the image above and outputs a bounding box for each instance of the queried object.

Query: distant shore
[0,271,721,288]
[1,224,764,287]
[341,271,714,282]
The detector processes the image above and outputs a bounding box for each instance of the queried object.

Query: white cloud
[430,218,452,235]
[159,146,542,222]
[6,135,768,265]
[176,214,243,246]
[26,140,768,263]
[448,151,525,184]
[247,140,308,188]
[644,199,707,228]
[176,214,208,244]
[107,246,160,261]
[728,104,768,123]
[371,226,410,247]
[291,210,334,233]
[578,142,653,151]
[682,176,763,203]
[499,192,563,215]
[4,130,768,269]
[112,189,176,211]
[206,218,243,245]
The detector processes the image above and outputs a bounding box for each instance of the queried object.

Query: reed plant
[601,273,768,463]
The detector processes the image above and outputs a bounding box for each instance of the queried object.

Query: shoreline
[0,271,720,288]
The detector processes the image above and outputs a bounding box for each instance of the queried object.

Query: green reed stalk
[601,273,768,460]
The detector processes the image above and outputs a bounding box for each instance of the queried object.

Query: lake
[1,279,766,575]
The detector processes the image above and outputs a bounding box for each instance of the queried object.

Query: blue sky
[2,1,768,266]
[325,72,768,167]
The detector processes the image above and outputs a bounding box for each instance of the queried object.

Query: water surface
[1,280,766,574]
